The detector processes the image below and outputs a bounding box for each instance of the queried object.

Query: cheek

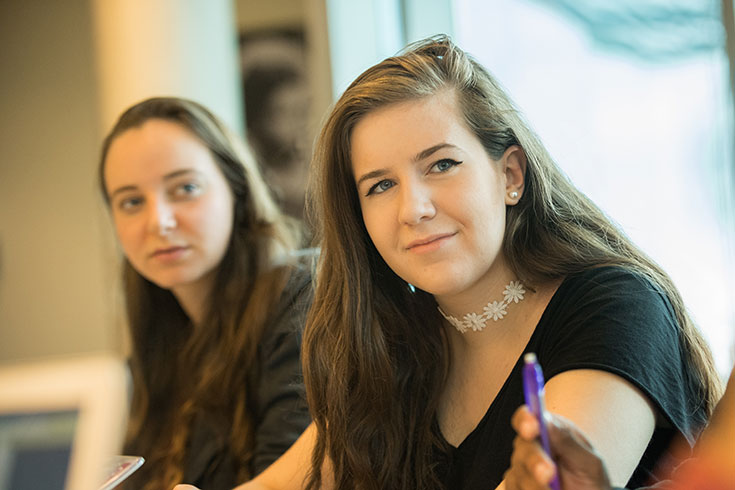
[112,218,150,272]
[361,204,390,252]
[113,217,139,253]
[451,179,506,252]
[209,214,234,249]
[198,196,235,246]
[472,204,507,259]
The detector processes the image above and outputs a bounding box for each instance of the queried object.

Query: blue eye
[367,179,395,196]
[173,182,202,198]
[119,196,143,212]
[431,159,462,173]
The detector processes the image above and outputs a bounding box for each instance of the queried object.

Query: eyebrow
[413,143,455,162]
[354,143,457,189]
[108,168,198,200]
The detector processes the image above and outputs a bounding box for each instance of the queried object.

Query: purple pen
[522,352,561,490]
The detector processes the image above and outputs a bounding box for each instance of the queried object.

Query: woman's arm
[235,423,324,490]
[251,278,313,473]
[542,369,655,486]
[496,369,655,490]
[239,423,335,490]
[174,423,329,490]
[503,365,735,490]
[503,405,613,490]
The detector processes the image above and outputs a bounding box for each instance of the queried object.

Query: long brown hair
[302,35,722,490]
[99,97,300,489]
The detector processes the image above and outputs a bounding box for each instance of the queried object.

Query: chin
[142,272,195,291]
[397,262,475,297]
[422,271,483,298]
[409,279,463,298]
[144,276,176,291]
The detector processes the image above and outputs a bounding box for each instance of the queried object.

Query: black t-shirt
[440,266,708,490]
[180,268,313,489]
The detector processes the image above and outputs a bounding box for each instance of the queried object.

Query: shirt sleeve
[251,271,313,475]
[536,267,707,445]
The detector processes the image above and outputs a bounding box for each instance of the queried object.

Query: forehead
[350,91,478,171]
[104,119,217,189]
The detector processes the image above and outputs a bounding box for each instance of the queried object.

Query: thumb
[549,415,595,450]
[548,415,609,480]
[173,486,200,490]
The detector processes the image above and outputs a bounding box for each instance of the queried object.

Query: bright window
[455,0,735,376]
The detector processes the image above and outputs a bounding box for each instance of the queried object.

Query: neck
[171,271,216,326]
[442,276,564,353]
[434,261,516,320]
[434,260,530,347]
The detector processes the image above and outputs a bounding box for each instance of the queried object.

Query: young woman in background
[100,97,312,490]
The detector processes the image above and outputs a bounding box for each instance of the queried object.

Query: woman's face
[350,91,523,303]
[103,119,235,297]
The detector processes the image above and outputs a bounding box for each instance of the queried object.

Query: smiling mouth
[406,233,456,251]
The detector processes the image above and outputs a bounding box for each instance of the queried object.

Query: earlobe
[503,145,526,204]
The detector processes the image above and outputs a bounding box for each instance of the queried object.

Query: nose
[397,180,436,225]
[147,198,177,235]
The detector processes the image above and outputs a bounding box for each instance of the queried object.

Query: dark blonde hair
[302,35,721,490]
[99,97,300,489]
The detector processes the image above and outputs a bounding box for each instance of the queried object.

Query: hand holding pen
[504,353,612,490]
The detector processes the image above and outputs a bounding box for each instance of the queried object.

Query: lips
[406,232,456,251]
[150,245,190,258]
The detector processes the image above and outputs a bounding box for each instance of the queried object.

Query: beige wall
[92,0,245,135]
[0,0,117,361]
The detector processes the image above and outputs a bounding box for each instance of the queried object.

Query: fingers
[506,404,557,489]
[505,430,557,489]
[545,415,611,486]
[173,486,200,490]
[547,415,598,461]
[510,406,611,489]
[511,404,541,441]
[505,464,551,490]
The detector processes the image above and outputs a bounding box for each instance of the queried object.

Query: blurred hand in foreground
[504,405,612,490]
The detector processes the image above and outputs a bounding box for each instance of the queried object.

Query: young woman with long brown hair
[100,97,312,490]
[181,35,721,490]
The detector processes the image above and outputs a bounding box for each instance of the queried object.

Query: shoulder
[534,266,708,443]
[557,265,667,300]
[539,265,679,349]
[544,265,676,329]
[260,251,316,344]
[535,266,684,405]
[277,252,315,312]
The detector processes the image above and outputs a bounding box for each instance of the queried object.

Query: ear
[502,145,526,205]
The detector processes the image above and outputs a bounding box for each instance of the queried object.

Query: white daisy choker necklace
[438,280,526,333]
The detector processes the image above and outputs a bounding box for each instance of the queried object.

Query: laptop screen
[0,355,129,490]
[0,410,78,490]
